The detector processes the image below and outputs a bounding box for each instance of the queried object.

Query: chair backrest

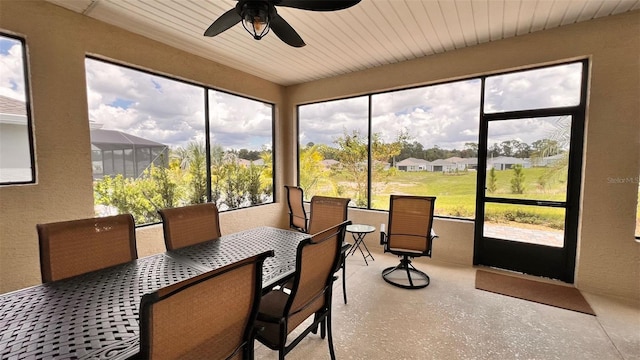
[285,220,350,331]
[284,185,308,233]
[386,195,436,255]
[138,250,273,360]
[158,203,221,251]
[307,196,350,235]
[37,214,137,283]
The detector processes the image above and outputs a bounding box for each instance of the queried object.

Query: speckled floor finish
[254,252,640,360]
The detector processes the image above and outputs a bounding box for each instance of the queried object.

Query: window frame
[0,32,36,186]
[85,56,276,223]
[296,60,587,222]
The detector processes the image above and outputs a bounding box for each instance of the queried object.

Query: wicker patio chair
[308,195,351,304]
[255,220,350,360]
[158,202,221,251]
[138,250,274,360]
[284,185,308,233]
[37,213,137,283]
[380,195,438,289]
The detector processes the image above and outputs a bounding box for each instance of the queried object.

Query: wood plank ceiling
[44,0,639,86]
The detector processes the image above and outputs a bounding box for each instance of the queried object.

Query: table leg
[349,232,375,266]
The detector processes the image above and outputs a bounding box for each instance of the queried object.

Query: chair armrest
[380,223,388,245]
[257,311,282,323]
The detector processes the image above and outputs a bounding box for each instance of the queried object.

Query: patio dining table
[0,226,308,360]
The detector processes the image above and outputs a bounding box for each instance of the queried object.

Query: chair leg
[342,254,348,304]
[320,317,326,339]
[381,256,430,289]
[405,262,414,287]
[326,311,336,360]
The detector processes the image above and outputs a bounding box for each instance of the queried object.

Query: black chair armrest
[380,231,387,245]
[257,311,282,323]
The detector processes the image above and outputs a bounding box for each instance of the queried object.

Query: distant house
[444,157,478,171]
[90,127,168,179]
[237,158,265,167]
[396,157,429,172]
[427,159,458,172]
[535,154,566,167]
[487,156,531,170]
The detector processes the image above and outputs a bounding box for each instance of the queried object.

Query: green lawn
[310,166,569,230]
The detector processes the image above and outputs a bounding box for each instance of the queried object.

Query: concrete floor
[254,252,640,360]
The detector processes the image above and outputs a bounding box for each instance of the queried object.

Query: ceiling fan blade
[270,13,305,47]
[204,8,242,37]
[276,0,361,11]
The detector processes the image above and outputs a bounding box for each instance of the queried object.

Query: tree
[487,167,498,193]
[246,164,262,205]
[299,144,328,198]
[333,129,405,207]
[209,144,226,205]
[424,145,447,161]
[259,147,273,199]
[221,153,247,209]
[510,164,526,194]
[173,141,207,204]
[462,142,478,158]
[334,130,368,206]
[398,140,424,161]
[500,140,515,157]
[488,143,501,158]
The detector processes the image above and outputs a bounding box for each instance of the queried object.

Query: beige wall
[0,0,287,292]
[0,1,638,301]
[286,11,640,300]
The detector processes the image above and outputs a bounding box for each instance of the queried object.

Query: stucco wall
[0,0,286,293]
[285,11,640,300]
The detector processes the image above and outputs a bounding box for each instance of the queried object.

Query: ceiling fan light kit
[241,1,271,40]
[204,0,361,47]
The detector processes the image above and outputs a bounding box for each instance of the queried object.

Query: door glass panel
[484,203,565,247]
[486,116,570,202]
[484,62,582,113]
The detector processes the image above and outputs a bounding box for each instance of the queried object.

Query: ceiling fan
[204,0,361,47]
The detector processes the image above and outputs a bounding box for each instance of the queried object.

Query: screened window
[298,61,584,220]
[0,34,34,184]
[298,96,369,206]
[484,62,582,113]
[86,58,274,225]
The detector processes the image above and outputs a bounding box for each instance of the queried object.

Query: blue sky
[0,39,14,55]
[0,36,26,100]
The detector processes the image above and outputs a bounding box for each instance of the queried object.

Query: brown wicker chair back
[380,195,438,289]
[284,185,308,233]
[387,195,436,254]
[307,196,350,234]
[138,250,273,360]
[37,214,137,283]
[255,220,350,360]
[158,202,221,251]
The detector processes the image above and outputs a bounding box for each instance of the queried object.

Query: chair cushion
[255,290,289,348]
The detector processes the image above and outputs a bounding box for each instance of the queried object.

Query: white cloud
[0,39,27,101]
[85,58,272,150]
[301,63,582,151]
